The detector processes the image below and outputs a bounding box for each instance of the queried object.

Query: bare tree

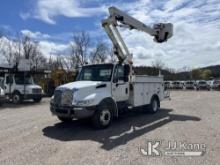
[61,55,75,71]
[32,52,47,70]
[0,32,23,66]
[13,33,23,65]
[152,59,165,70]
[48,53,65,70]
[90,41,109,64]
[1,38,15,65]
[21,35,47,69]
[70,31,90,67]
[22,35,35,59]
[109,48,118,63]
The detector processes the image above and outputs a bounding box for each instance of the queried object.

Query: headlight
[76,98,94,106]
[50,95,54,103]
[0,89,3,95]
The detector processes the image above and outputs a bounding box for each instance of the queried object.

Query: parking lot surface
[0,91,219,165]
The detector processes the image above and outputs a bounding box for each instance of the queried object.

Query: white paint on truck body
[52,64,167,108]
[131,75,164,106]
[56,81,112,107]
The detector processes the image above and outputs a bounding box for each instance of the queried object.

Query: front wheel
[148,97,160,114]
[12,92,22,104]
[92,105,113,129]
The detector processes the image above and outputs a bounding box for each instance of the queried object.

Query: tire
[33,97,42,103]
[148,97,160,114]
[12,92,22,104]
[92,104,113,129]
[57,116,72,123]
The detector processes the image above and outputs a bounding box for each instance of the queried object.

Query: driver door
[4,75,13,94]
[112,65,129,102]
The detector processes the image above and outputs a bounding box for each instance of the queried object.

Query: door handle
[116,82,125,87]
[125,88,128,94]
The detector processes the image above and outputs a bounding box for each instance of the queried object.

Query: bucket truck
[50,7,173,129]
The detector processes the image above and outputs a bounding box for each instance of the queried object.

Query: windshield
[77,64,113,82]
[199,81,206,84]
[14,75,33,85]
[213,80,220,84]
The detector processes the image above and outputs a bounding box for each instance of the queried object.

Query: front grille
[54,89,73,106]
[32,88,42,94]
[54,90,62,106]
[61,90,73,106]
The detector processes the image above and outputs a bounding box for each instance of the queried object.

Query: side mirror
[113,78,119,83]
[124,77,128,82]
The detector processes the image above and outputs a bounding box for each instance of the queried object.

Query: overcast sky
[0,0,220,70]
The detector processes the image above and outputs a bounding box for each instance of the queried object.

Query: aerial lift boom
[102,7,173,64]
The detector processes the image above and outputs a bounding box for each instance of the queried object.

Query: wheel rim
[100,109,111,126]
[152,100,158,112]
[13,95,20,103]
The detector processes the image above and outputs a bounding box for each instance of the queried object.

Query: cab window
[113,64,130,83]
[6,76,13,84]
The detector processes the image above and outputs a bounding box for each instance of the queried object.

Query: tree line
[0,31,116,70]
[0,30,218,80]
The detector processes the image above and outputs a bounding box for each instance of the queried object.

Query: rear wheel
[57,116,72,123]
[148,97,160,114]
[92,105,113,129]
[12,92,22,104]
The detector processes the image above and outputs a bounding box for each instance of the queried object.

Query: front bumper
[173,86,182,89]
[22,94,44,100]
[50,103,96,119]
[0,95,5,102]
[197,86,209,89]
[185,86,195,89]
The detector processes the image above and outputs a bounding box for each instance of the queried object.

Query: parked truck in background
[0,87,5,106]
[50,7,173,129]
[212,80,220,90]
[185,81,195,89]
[0,61,44,104]
[0,73,43,104]
[196,80,211,90]
[172,81,184,89]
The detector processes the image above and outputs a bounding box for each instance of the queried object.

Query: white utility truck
[0,63,44,104]
[0,86,5,106]
[50,7,173,128]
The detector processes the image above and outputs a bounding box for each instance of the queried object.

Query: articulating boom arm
[102,7,173,64]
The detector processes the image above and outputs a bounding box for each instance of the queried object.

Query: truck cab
[1,73,43,104]
[50,63,165,128]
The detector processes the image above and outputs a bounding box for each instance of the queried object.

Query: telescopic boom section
[102,7,173,64]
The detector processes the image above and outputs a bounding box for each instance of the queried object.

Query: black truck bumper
[22,94,44,100]
[50,103,96,119]
[0,95,5,103]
